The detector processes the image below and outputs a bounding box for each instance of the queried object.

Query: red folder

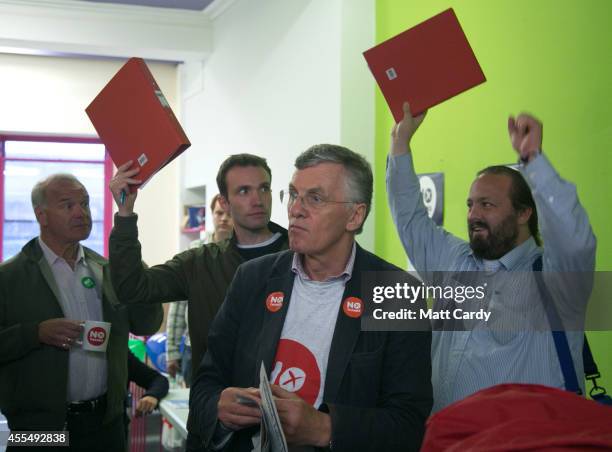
[86,57,191,192]
[363,8,486,121]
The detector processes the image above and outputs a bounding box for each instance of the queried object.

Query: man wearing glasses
[107,153,289,451]
[190,145,432,451]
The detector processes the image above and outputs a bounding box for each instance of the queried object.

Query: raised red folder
[363,8,486,121]
[86,58,191,192]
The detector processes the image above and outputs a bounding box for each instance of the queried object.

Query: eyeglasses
[279,189,354,210]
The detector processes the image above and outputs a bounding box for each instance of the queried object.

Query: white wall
[0,53,180,266]
[179,0,376,249]
[340,0,376,248]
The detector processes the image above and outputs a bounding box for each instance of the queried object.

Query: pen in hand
[111,160,140,213]
[236,395,259,408]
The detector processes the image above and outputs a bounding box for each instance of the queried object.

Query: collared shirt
[386,152,596,412]
[290,241,356,283]
[38,238,107,402]
[268,243,356,408]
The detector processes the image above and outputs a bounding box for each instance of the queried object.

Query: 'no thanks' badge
[266,292,284,312]
[342,297,363,318]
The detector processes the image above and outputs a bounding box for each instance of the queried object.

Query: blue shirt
[386,152,596,412]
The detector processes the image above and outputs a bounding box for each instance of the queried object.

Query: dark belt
[67,394,107,415]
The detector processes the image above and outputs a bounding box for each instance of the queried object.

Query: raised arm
[107,161,191,304]
[509,113,596,271]
[387,102,467,275]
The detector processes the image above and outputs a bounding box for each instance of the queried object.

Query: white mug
[81,320,111,352]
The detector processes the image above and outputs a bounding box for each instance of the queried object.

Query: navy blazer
[189,244,432,452]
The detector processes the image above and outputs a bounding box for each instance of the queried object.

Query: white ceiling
[0,0,225,62]
[82,0,215,11]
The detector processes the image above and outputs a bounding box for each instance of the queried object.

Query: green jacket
[0,238,163,430]
[108,214,289,375]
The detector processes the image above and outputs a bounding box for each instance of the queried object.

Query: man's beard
[468,214,519,260]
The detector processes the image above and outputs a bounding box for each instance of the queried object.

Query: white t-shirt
[270,245,355,408]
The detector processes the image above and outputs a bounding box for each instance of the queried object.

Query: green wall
[374,0,612,392]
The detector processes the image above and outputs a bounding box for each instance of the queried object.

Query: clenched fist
[508,113,543,163]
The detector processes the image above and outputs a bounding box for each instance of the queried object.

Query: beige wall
[0,53,181,267]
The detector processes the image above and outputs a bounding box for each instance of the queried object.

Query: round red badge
[343,297,363,318]
[87,327,107,346]
[266,292,284,312]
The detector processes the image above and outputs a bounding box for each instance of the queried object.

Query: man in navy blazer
[190,145,432,451]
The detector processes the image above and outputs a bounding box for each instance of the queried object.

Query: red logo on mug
[87,327,107,346]
[343,297,363,318]
[266,292,284,312]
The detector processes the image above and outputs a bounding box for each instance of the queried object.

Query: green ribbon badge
[81,276,96,289]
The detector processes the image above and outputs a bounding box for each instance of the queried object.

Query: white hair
[31,174,85,209]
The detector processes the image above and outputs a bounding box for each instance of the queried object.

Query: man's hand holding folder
[109,161,141,216]
[391,102,427,156]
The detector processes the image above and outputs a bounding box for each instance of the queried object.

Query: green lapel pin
[81,276,96,289]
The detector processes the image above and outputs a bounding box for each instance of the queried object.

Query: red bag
[422,384,612,451]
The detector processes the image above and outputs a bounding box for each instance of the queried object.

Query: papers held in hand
[363,8,486,121]
[250,362,288,452]
[86,57,191,193]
